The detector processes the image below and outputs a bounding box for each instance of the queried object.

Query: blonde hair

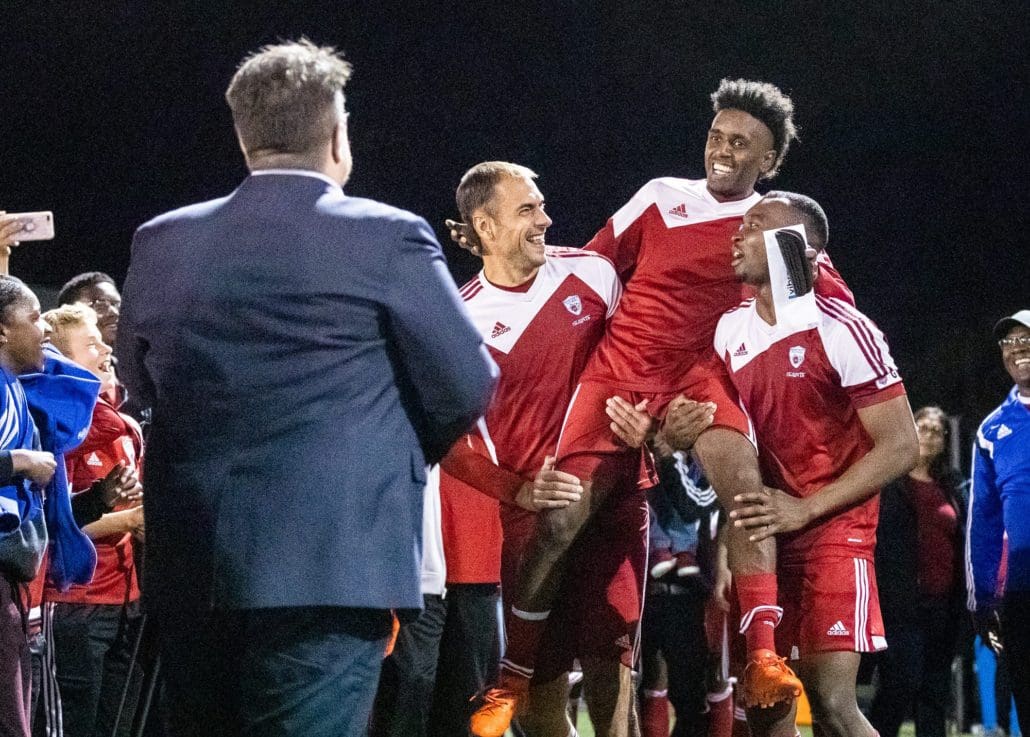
[43,303,98,354]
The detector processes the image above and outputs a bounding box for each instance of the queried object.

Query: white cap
[993,309,1030,340]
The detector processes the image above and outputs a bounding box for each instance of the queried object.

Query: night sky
[3,2,1026,457]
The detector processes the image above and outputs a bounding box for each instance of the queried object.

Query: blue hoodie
[0,365,45,580]
[20,345,101,590]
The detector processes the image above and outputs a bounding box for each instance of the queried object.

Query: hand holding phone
[0,211,55,244]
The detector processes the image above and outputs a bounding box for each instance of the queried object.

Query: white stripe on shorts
[853,558,870,651]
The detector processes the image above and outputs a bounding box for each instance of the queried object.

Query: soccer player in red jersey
[441,161,658,737]
[717,192,917,736]
[467,79,862,735]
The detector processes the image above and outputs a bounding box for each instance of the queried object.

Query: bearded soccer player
[717,192,917,737]
[442,161,659,737]
[469,79,857,735]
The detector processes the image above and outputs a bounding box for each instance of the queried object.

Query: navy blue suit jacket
[116,172,496,612]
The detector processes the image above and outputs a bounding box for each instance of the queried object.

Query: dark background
[2,1,1026,458]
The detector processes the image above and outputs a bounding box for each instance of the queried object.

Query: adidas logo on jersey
[614,634,632,650]
[667,203,690,219]
[491,322,511,338]
[86,452,103,467]
[733,343,748,357]
[827,620,850,636]
[998,424,1013,439]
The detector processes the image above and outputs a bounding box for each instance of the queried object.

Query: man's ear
[330,122,344,164]
[760,149,776,174]
[807,246,819,282]
[472,212,493,247]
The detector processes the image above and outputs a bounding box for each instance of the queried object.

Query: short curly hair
[711,79,797,178]
[43,304,99,354]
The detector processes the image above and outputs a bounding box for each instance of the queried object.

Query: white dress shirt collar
[250,169,342,190]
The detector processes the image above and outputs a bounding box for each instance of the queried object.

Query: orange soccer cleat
[741,648,803,708]
[469,685,527,737]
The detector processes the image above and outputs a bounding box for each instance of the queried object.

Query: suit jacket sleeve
[385,218,498,465]
[115,227,157,411]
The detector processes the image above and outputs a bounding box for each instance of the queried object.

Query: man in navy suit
[115,40,497,737]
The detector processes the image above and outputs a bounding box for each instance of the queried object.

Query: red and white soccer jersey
[714,295,905,562]
[50,398,144,605]
[450,247,647,673]
[555,178,855,470]
[583,177,762,392]
[715,295,905,656]
[458,246,620,479]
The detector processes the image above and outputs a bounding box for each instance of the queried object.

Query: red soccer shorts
[500,487,648,681]
[775,555,887,660]
[555,352,754,484]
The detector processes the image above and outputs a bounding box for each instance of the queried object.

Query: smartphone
[7,211,55,241]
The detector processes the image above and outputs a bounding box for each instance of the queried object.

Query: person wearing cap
[965,308,1030,735]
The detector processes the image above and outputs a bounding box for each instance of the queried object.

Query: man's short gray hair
[225,39,352,164]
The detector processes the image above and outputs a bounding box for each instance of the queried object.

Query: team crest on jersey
[563,295,583,316]
[789,345,806,368]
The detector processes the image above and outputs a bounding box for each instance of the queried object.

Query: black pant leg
[52,603,111,737]
[647,587,708,737]
[94,601,144,737]
[1003,591,1030,735]
[428,584,500,737]
[370,594,446,737]
[158,605,240,737]
[869,619,926,737]
[914,603,952,737]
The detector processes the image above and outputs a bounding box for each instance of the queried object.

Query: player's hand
[514,456,583,511]
[11,449,57,487]
[97,462,143,509]
[606,396,655,448]
[444,218,482,256]
[127,504,145,542]
[661,397,716,451]
[974,608,1004,656]
[0,212,24,250]
[730,486,812,542]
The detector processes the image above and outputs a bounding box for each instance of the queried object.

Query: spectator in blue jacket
[966,309,1030,735]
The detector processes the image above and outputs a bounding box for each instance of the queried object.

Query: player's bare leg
[471,465,624,737]
[794,652,875,737]
[691,427,801,708]
[518,674,576,737]
[581,657,637,737]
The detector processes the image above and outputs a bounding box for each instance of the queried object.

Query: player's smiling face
[731,197,792,285]
[705,109,776,202]
[482,174,552,275]
[1000,325,1030,390]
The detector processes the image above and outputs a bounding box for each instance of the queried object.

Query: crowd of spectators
[1,198,1028,737]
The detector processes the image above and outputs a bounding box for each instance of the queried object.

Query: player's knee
[805,683,853,726]
[538,507,582,551]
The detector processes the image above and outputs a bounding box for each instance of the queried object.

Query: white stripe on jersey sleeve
[816,297,901,389]
[588,254,622,318]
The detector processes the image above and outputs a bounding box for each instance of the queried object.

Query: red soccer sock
[500,607,549,686]
[735,573,781,654]
[640,690,670,737]
[706,686,733,737]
